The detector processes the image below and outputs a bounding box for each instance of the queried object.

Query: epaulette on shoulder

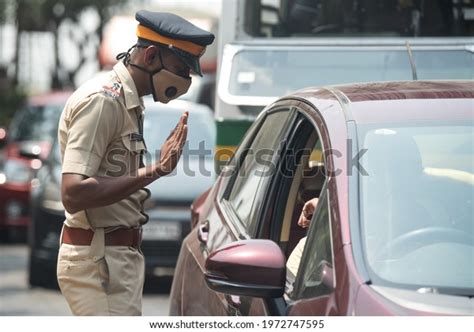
[101,81,123,100]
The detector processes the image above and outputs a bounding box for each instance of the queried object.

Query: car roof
[291,80,474,124]
[295,80,474,103]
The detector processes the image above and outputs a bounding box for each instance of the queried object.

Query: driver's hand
[297,198,319,229]
[154,112,188,176]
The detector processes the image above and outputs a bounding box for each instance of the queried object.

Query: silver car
[141,98,216,277]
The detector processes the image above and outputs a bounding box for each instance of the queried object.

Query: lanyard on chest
[133,109,147,168]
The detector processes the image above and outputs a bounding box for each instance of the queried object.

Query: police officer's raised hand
[155,112,188,176]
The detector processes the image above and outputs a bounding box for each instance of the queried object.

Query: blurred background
[0,0,220,124]
[0,0,221,315]
[0,0,472,316]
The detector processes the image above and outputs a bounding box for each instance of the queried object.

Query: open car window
[288,185,335,300]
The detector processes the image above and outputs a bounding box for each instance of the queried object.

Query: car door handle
[197,220,209,244]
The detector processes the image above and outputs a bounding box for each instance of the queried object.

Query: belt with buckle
[62,225,142,248]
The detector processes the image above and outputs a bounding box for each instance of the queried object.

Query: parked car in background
[0,91,71,241]
[169,81,474,316]
[28,137,64,287]
[141,97,216,277]
[28,97,216,287]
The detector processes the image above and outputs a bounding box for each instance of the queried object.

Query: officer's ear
[143,45,161,67]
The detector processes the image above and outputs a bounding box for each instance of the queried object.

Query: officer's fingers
[182,125,188,147]
[178,111,188,122]
[173,127,187,161]
[161,146,180,169]
[164,128,185,162]
[177,125,188,150]
[168,129,183,155]
[171,116,186,143]
[169,149,180,165]
[170,123,185,153]
[176,112,188,132]
[161,137,177,161]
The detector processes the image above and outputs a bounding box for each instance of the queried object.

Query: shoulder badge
[101,81,122,100]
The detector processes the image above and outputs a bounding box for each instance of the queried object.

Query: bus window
[245,0,474,38]
[227,47,473,98]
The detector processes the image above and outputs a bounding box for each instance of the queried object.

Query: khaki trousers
[57,240,145,315]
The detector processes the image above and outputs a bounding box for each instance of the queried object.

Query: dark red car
[0,91,71,241]
[169,81,474,315]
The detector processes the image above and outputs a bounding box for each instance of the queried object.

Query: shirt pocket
[121,134,147,174]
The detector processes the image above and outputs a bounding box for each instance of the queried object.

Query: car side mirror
[204,239,286,298]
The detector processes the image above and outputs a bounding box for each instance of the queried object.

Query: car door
[285,182,340,315]
[208,101,336,316]
[267,102,342,316]
[183,103,297,315]
[243,101,343,316]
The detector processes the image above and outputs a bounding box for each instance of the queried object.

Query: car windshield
[229,48,474,98]
[9,104,63,142]
[143,109,215,161]
[358,122,473,295]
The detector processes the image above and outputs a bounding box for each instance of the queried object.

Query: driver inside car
[286,197,319,293]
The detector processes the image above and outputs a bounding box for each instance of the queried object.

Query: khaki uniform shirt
[58,62,150,230]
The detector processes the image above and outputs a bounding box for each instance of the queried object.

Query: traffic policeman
[56,10,215,315]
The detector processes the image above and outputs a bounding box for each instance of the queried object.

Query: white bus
[214,0,474,166]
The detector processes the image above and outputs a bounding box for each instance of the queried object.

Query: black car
[28,137,64,288]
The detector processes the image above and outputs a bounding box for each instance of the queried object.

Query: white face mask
[150,69,191,103]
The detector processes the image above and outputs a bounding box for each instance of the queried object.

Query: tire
[28,255,59,289]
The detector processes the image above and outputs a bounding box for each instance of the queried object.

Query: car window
[143,109,216,158]
[227,110,291,235]
[9,105,63,142]
[290,188,335,300]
